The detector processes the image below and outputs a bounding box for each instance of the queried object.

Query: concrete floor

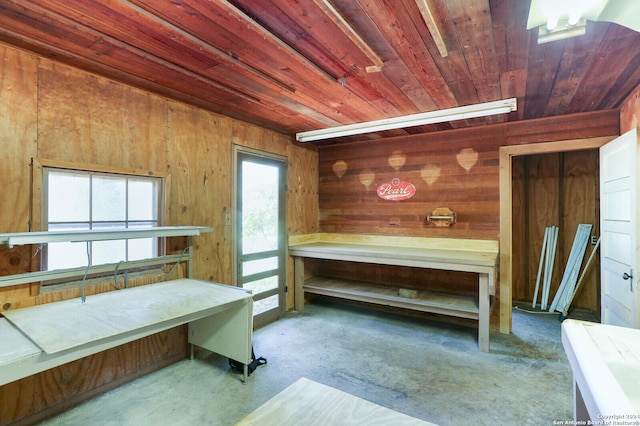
[40,300,580,426]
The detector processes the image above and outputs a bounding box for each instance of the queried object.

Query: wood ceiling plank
[232,0,371,78]
[143,0,386,126]
[309,0,384,69]
[400,0,480,122]
[229,0,410,119]
[544,24,610,116]
[0,0,315,133]
[568,24,640,112]
[115,0,355,128]
[358,0,455,111]
[599,52,640,109]
[490,0,529,120]
[444,0,502,104]
[522,30,565,119]
[1,0,640,140]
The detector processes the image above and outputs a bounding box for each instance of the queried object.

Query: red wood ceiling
[1,0,639,144]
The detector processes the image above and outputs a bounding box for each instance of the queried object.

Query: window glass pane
[92,240,127,264]
[48,242,90,269]
[47,223,90,270]
[129,179,158,221]
[128,237,156,260]
[242,161,279,255]
[93,176,126,222]
[254,294,279,316]
[243,275,278,296]
[48,171,90,222]
[91,222,126,264]
[242,256,278,277]
[43,167,162,274]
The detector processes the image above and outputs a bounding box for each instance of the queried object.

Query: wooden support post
[478,273,490,353]
[294,256,305,312]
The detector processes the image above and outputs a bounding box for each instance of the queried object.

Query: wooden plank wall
[316,111,618,315]
[620,83,640,133]
[0,44,318,425]
[511,151,600,311]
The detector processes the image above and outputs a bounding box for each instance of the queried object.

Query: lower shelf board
[303,276,480,320]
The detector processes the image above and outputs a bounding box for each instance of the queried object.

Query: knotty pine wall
[316,111,619,314]
[0,44,318,425]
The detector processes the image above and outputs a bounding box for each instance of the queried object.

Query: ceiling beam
[414,0,448,57]
[310,0,385,72]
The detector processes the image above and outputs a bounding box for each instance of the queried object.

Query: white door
[600,128,639,328]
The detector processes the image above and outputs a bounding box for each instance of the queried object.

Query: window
[42,167,164,272]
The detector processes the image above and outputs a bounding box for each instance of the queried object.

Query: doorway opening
[234,148,287,328]
[498,136,613,333]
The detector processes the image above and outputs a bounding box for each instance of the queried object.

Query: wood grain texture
[0,46,37,234]
[499,137,613,333]
[510,151,600,312]
[317,117,617,331]
[0,43,319,423]
[237,377,436,425]
[0,326,187,425]
[36,60,169,171]
[3,279,248,354]
[0,0,639,141]
[620,83,640,133]
[317,111,616,241]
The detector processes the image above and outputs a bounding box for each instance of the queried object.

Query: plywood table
[561,319,640,422]
[0,279,253,385]
[289,234,498,352]
[236,377,437,425]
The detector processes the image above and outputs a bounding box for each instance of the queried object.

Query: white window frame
[32,159,169,285]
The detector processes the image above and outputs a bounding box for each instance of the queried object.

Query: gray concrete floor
[40,300,580,426]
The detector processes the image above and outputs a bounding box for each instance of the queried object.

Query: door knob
[623,272,633,280]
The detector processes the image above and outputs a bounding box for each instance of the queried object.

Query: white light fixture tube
[296,98,517,142]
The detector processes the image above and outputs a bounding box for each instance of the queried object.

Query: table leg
[478,273,490,352]
[294,257,305,312]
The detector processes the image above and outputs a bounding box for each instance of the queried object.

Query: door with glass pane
[236,151,286,327]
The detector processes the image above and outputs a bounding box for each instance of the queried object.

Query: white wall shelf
[0,226,213,288]
[0,226,212,248]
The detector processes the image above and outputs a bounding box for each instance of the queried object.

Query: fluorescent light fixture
[296,98,517,142]
[537,20,587,44]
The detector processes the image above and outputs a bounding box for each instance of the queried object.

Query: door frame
[232,145,287,326]
[498,136,615,334]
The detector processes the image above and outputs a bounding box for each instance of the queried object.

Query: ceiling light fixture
[295,98,517,142]
[527,0,640,44]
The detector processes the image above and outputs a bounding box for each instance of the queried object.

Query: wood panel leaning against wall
[0,44,318,425]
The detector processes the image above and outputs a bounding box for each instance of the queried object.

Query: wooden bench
[0,279,253,385]
[289,234,498,352]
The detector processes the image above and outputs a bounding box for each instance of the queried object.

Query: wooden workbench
[289,234,498,352]
[561,319,640,421]
[236,377,437,425]
[0,279,253,385]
